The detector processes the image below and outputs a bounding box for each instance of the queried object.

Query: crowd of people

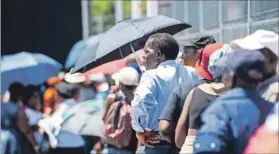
[1,29,278,154]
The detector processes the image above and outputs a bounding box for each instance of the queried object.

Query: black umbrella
[71,34,103,72]
[72,15,191,73]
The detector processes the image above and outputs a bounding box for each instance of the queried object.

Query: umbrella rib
[129,21,145,37]
[119,48,124,58]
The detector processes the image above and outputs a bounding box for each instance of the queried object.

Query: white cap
[112,67,139,86]
[64,72,85,83]
[233,30,278,57]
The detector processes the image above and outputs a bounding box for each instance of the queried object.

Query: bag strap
[249,94,274,125]
[112,101,124,128]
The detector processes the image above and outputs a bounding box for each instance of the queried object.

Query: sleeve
[193,101,233,154]
[159,86,181,122]
[130,72,156,133]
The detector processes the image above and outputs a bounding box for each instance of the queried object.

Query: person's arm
[175,89,194,148]
[17,109,39,153]
[159,86,181,143]
[131,72,159,147]
[193,101,232,154]
[102,93,116,122]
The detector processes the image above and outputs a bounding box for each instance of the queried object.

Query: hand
[136,128,160,148]
[33,145,40,154]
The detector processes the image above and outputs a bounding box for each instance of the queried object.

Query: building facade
[158,0,279,43]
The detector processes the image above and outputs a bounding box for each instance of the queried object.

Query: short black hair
[148,33,179,60]
[8,82,25,103]
[22,85,40,106]
[259,47,278,63]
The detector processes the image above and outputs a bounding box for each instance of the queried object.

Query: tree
[91,0,114,16]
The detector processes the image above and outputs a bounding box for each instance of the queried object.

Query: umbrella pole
[129,43,144,74]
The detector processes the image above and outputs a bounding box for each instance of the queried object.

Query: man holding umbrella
[131,33,199,154]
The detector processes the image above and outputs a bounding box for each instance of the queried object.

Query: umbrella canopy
[1,52,62,94]
[72,34,103,72]
[60,98,105,137]
[83,58,128,77]
[65,40,86,70]
[61,114,104,137]
[65,34,103,70]
[72,15,191,73]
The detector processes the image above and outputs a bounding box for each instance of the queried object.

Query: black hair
[259,47,278,63]
[22,85,40,107]
[148,33,179,60]
[8,82,25,103]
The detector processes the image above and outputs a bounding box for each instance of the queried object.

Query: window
[187,1,200,33]
[250,22,279,34]
[222,26,247,43]
[222,0,247,23]
[251,1,279,20]
[202,0,219,30]
[158,1,173,17]
[173,1,185,22]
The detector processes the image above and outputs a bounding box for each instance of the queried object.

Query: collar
[158,60,177,67]
[258,75,279,90]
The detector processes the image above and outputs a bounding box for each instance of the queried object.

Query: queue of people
[1,29,278,154]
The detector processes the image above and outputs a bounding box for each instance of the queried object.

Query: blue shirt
[131,60,199,133]
[193,88,274,154]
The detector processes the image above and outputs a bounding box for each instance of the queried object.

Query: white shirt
[131,60,199,132]
[25,108,43,126]
[52,99,76,118]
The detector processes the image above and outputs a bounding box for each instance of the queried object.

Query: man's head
[143,33,179,70]
[8,82,25,103]
[233,30,278,79]
[178,36,216,67]
[23,85,42,111]
[217,49,266,90]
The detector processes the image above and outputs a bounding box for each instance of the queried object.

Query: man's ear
[157,51,162,59]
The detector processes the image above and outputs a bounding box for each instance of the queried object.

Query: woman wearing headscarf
[175,43,232,153]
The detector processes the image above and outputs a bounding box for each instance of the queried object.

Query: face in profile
[182,46,198,67]
[143,38,160,70]
[221,72,233,90]
[29,92,42,111]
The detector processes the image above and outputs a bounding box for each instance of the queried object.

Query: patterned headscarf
[208,44,234,80]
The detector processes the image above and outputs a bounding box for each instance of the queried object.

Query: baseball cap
[216,49,266,82]
[177,36,216,50]
[195,42,224,80]
[232,30,278,57]
[112,67,139,86]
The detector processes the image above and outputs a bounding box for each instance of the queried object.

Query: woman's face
[29,92,42,111]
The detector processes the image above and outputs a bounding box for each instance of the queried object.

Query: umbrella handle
[130,43,144,74]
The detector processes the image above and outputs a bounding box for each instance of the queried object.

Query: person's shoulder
[222,88,246,97]
[208,88,245,105]
[181,65,199,78]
